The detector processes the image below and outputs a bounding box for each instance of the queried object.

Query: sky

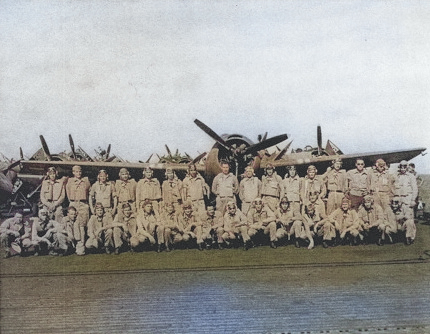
[1,1,429,172]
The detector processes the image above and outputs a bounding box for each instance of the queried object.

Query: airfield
[1,177,429,334]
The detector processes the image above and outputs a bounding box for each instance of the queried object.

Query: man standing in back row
[212,161,239,215]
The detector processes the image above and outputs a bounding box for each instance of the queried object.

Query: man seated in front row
[247,197,277,248]
[0,212,32,258]
[357,195,385,245]
[385,196,416,245]
[222,201,253,250]
[200,206,225,249]
[85,203,114,253]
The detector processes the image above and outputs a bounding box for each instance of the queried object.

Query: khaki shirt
[88,214,113,238]
[274,207,303,225]
[114,214,138,237]
[261,173,282,197]
[136,212,158,232]
[395,173,418,199]
[115,179,137,203]
[61,216,77,240]
[179,212,199,230]
[162,178,183,204]
[66,177,91,202]
[223,210,248,230]
[182,174,209,201]
[328,208,359,231]
[368,170,395,195]
[200,211,223,229]
[325,169,347,192]
[302,208,325,225]
[302,199,327,218]
[385,204,413,224]
[280,175,300,202]
[346,169,369,197]
[90,181,117,208]
[0,217,24,236]
[357,204,384,228]
[239,177,261,203]
[40,178,66,206]
[300,176,327,203]
[161,211,182,230]
[136,178,161,204]
[247,206,276,225]
[212,173,239,197]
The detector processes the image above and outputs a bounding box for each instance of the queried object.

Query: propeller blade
[275,140,293,160]
[106,144,111,160]
[105,155,116,162]
[69,134,76,159]
[19,147,24,160]
[317,125,322,155]
[3,160,21,173]
[77,145,93,162]
[39,135,52,161]
[194,119,231,151]
[192,152,207,164]
[165,145,172,157]
[145,153,153,163]
[244,134,288,155]
[262,132,268,142]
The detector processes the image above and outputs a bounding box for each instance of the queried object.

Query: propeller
[145,153,153,163]
[19,147,24,160]
[275,140,293,160]
[243,134,288,155]
[195,119,287,158]
[192,152,207,164]
[106,144,111,160]
[194,119,231,152]
[69,134,76,159]
[261,132,268,142]
[39,135,52,161]
[317,125,322,156]
[165,145,173,158]
[194,119,288,176]
[1,160,21,174]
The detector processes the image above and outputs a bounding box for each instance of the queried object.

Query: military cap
[307,165,317,172]
[122,203,132,210]
[375,159,386,167]
[182,201,192,209]
[226,201,236,209]
[253,197,263,204]
[363,194,373,202]
[341,197,351,206]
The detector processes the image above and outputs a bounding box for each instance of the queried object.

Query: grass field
[1,175,429,277]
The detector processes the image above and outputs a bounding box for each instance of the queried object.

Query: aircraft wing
[19,160,205,178]
[268,147,427,171]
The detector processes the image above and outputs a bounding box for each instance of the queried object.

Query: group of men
[0,157,421,258]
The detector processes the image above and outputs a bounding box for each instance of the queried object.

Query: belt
[119,200,134,203]
[263,194,278,198]
[70,200,88,204]
[329,190,344,193]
